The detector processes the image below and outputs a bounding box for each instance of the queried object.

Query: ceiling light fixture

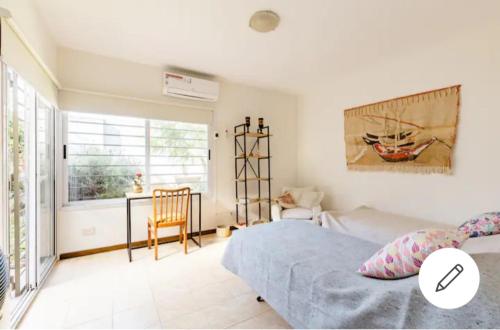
[249,10,280,33]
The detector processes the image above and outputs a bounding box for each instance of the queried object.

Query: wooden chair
[148,187,191,259]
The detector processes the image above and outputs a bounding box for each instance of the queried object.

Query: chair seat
[148,214,187,226]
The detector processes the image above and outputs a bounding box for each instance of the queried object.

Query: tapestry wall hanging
[344,85,460,174]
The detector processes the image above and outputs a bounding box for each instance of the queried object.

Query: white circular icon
[418,248,480,309]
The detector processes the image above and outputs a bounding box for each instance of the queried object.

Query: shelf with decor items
[234,117,272,227]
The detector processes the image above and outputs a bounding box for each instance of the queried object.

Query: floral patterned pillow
[458,212,500,238]
[358,229,468,279]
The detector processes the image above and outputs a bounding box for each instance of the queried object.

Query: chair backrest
[152,187,191,224]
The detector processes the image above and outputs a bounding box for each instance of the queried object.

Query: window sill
[60,198,146,211]
[60,193,210,211]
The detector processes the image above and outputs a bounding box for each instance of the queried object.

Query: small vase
[133,184,143,193]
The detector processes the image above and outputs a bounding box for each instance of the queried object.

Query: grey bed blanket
[222,220,500,329]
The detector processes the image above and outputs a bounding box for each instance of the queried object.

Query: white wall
[214,81,297,220]
[0,0,58,78]
[57,48,298,254]
[296,20,500,226]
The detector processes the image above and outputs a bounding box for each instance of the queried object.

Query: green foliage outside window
[67,114,208,202]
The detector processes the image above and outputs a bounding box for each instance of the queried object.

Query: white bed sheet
[319,206,455,245]
[461,235,500,254]
[320,206,500,254]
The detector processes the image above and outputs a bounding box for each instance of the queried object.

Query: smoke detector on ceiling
[249,10,280,33]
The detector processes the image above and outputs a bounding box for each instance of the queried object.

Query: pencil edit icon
[436,264,464,292]
[419,249,480,309]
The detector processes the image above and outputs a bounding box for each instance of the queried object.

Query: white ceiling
[34,0,499,93]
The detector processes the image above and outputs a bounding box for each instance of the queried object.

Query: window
[64,111,209,202]
[149,120,209,193]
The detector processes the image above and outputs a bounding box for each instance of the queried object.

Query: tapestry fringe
[344,85,461,117]
[347,164,452,175]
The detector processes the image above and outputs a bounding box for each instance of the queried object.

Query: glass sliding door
[3,65,57,325]
[36,96,55,277]
[6,67,35,302]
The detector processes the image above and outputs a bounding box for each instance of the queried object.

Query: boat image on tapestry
[344,85,460,174]
[362,129,436,163]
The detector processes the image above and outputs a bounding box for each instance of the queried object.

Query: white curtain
[59,89,213,124]
[1,18,58,106]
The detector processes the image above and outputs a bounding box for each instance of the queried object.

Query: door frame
[35,94,57,283]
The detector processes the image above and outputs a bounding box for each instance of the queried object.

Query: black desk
[125,191,202,262]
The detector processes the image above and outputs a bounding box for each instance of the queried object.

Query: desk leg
[198,195,202,247]
[190,195,193,244]
[127,198,132,262]
[189,194,202,247]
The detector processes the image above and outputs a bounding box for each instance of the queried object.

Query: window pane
[150,120,208,192]
[66,113,209,202]
[67,112,146,201]
[37,96,56,273]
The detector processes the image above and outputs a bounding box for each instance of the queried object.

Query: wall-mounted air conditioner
[163,72,219,102]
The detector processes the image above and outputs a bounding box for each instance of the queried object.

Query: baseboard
[59,228,217,260]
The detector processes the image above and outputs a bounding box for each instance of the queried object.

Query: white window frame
[61,111,213,207]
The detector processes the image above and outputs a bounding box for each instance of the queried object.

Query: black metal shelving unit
[234,122,272,227]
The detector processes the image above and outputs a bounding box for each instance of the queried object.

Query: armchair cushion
[282,208,314,220]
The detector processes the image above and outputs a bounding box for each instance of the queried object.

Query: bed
[222,210,500,328]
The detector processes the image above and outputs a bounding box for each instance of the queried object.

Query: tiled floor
[19,235,290,329]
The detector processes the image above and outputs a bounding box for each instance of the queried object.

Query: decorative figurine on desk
[133,172,143,193]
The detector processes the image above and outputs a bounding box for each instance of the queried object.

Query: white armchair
[272,186,324,223]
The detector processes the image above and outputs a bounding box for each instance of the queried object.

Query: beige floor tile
[228,309,291,329]
[159,292,270,329]
[71,316,113,329]
[20,234,290,330]
[154,280,237,322]
[112,303,161,329]
[71,275,115,300]
[19,297,70,329]
[224,278,254,298]
[64,295,113,328]
[112,286,155,313]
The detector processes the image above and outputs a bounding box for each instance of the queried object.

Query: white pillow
[281,186,315,206]
[296,191,324,208]
[282,208,314,220]
[461,235,500,254]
